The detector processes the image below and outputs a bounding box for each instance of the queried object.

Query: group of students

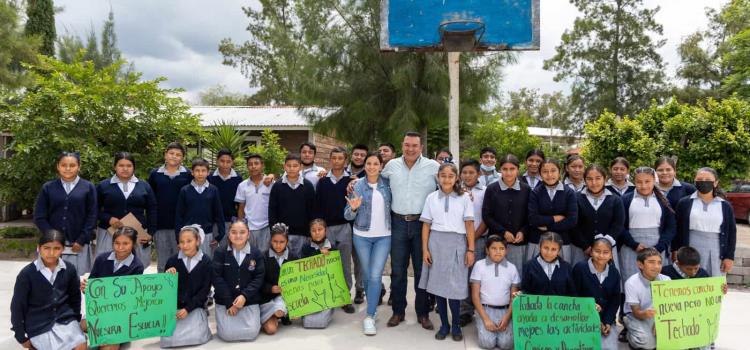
[10,137,736,350]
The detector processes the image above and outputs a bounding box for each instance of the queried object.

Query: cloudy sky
[54,0,724,104]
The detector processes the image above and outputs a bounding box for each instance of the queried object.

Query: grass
[0,226,38,239]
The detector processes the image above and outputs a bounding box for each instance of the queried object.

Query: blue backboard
[380,0,540,52]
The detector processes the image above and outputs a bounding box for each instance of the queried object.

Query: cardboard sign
[513,294,602,350]
[278,251,352,318]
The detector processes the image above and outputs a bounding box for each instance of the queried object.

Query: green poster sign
[513,294,602,350]
[279,250,352,318]
[652,276,725,350]
[85,273,177,347]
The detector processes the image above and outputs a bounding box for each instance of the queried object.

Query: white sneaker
[363,316,377,335]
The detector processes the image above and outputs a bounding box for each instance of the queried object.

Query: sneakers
[363,316,377,336]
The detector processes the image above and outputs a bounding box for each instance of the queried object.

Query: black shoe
[618,328,628,343]
[451,333,463,341]
[387,295,393,306]
[206,297,214,307]
[281,316,291,325]
[434,331,447,340]
[354,290,364,304]
[378,285,386,305]
[458,314,473,327]
[342,304,356,313]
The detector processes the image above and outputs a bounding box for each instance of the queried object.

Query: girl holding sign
[160,225,212,348]
[33,152,97,276]
[11,230,87,350]
[521,232,576,296]
[260,223,298,335]
[419,163,476,342]
[572,236,621,350]
[212,220,265,342]
[299,219,337,329]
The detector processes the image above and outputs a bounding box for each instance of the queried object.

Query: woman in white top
[344,152,392,336]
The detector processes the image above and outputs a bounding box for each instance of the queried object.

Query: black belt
[392,212,420,222]
[483,304,509,310]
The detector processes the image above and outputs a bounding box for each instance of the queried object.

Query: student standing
[11,230,86,350]
[299,142,326,188]
[260,223,298,335]
[347,144,369,179]
[148,142,192,272]
[419,163,476,342]
[208,149,242,239]
[175,158,225,258]
[378,143,396,165]
[478,147,500,187]
[621,248,670,350]
[674,167,736,276]
[606,157,635,197]
[96,152,157,267]
[34,152,97,276]
[521,149,545,190]
[268,153,316,257]
[236,153,274,254]
[521,232,577,296]
[563,154,586,193]
[655,156,697,209]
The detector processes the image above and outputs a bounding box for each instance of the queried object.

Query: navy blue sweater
[96,179,158,235]
[528,184,579,244]
[262,252,299,303]
[572,261,621,326]
[661,264,710,280]
[521,256,577,296]
[208,173,242,223]
[571,193,625,250]
[89,252,145,278]
[11,261,81,343]
[148,168,192,230]
[268,179,316,236]
[165,254,212,312]
[482,180,531,245]
[605,184,635,197]
[620,192,676,253]
[314,175,352,226]
[664,181,697,209]
[212,245,265,307]
[175,184,226,242]
[674,196,736,260]
[34,178,97,245]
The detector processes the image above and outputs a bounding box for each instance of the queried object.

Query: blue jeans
[353,234,391,316]
[390,214,430,317]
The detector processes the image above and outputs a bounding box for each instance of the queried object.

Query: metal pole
[448,52,460,160]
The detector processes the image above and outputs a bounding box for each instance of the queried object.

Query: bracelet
[467,249,474,253]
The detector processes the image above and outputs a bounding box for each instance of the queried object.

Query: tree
[582,97,750,185]
[462,115,543,162]
[57,9,123,71]
[0,0,40,90]
[497,88,578,133]
[197,84,260,106]
[24,0,55,56]
[247,129,287,176]
[219,0,514,151]
[0,56,204,208]
[544,0,666,121]
[99,9,120,68]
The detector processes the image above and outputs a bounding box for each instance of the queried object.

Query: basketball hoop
[438,20,486,51]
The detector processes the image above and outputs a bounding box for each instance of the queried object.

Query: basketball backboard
[380,0,540,52]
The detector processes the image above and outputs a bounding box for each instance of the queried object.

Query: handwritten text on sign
[513,294,602,350]
[278,251,352,318]
[85,273,177,347]
[652,276,725,350]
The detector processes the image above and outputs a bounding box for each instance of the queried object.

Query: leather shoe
[387,314,404,327]
[418,316,434,330]
[452,333,463,341]
[341,304,355,314]
[434,331,447,340]
[354,290,364,304]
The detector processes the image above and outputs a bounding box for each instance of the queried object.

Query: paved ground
[0,261,747,349]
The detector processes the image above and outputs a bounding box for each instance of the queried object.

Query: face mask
[695,181,715,194]
[480,164,495,172]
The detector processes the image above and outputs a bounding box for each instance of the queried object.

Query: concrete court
[0,260,747,349]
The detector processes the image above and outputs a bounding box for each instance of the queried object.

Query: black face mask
[695,181,715,194]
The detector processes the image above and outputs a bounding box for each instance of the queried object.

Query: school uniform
[315,170,354,291]
[605,178,635,197]
[34,177,97,275]
[675,193,736,276]
[527,182,578,261]
[175,180,226,258]
[660,179,697,251]
[261,248,298,323]
[622,273,671,350]
[521,256,577,296]
[522,172,543,190]
[418,190,474,300]
[573,259,621,350]
[268,175,315,256]
[148,165,192,272]
[302,163,327,188]
[212,242,265,341]
[460,182,489,319]
[564,177,586,193]
[300,239,337,329]
[160,252,212,348]
[11,258,85,349]
[96,175,157,268]
[470,258,519,350]
[89,251,145,278]
[619,192,676,282]
[661,263,710,280]
[570,189,624,266]
[479,169,500,187]
[208,169,242,242]
[482,179,530,275]
[234,177,274,254]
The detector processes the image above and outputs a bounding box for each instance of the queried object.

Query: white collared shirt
[419,190,474,234]
[107,252,135,273]
[523,172,542,189]
[478,169,501,187]
[688,192,724,233]
[60,176,80,195]
[629,193,662,229]
[469,258,519,306]
[34,258,65,285]
[326,169,350,185]
[229,243,252,265]
[235,177,272,230]
[310,238,333,251]
[111,175,139,199]
[281,174,303,190]
[606,178,634,196]
[587,258,610,283]
[212,169,239,181]
[270,248,289,267]
[382,155,440,215]
[537,256,560,280]
[564,177,586,193]
[157,165,188,179]
[624,272,670,314]
[466,183,486,231]
[191,180,210,194]
[546,182,565,202]
[301,164,326,188]
[179,250,203,273]
[585,189,612,210]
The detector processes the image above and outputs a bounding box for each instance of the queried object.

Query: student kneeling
[300,219,337,329]
[622,248,670,350]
